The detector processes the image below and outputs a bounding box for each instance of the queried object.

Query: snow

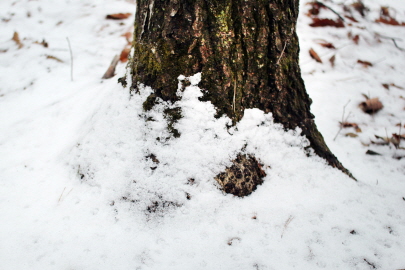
[1,0,405,269]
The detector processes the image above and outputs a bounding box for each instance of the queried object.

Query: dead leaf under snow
[12,32,23,49]
[310,18,345,28]
[106,13,132,20]
[357,59,373,67]
[309,48,322,63]
[359,97,383,114]
[375,7,405,26]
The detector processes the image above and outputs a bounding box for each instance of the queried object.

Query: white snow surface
[1,0,405,269]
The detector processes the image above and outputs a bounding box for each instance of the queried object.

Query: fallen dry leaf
[46,55,63,63]
[106,13,132,20]
[317,42,336,49]
[366,150,381,156]
[12,31,23,49]
[119,46,131,62]
[375,6,405,26]
[352,34,360,44]
[340,122,362,133]
[345,133,358,138]
[34,39,48,48]
[310,18,345,28]
[357,59,373,67]
[329,54,336,67]
[344,15,359,23]
[309,48,322,63]
[359,97,383,114]
[351,2,367,17]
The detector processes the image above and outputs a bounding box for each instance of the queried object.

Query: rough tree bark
[130,0,354,196]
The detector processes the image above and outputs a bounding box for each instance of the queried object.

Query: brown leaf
[318,42,336,49]
[344,15,359,23]
[309,48,322,63]
[376,16,405,26]
[310,18,345,28]
[366,150,381,156]
[34,39,49,48]
[119,46,131,63]
[352,34,360,44]
[12,31,23,49]
[382,83,390,90]
[106,13,132,20]
[359,97,383,114]
[329,54,336,67]
[351,2,367,17]
[121,32,133,45]
[46,55,63,63]
[357,59,372,67]
[340,122,362,132]
[381,6,390,17]
[345,133,358,138]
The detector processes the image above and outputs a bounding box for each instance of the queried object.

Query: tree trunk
[130,0,354,196]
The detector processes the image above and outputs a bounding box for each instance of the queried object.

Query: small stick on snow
[376,34,405,52]
[281,215,294,238]
[66,37,74,81]
[333,100,351,141]
[102,55,120,79]
[58,187,66,203]
[314,1,345,22]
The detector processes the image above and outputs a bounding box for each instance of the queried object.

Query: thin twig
[276,42,287,65]
[66,37,74,81]
[315,1,345,22]
[281,215,294,238]
[58,187,66,202]
[376,34,405,51]
[333,100,351,141]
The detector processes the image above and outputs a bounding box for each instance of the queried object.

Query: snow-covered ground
[1,0,404,269]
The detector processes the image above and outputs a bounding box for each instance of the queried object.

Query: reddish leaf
[344,15,359,23]
[376,16,405,26]
[119,46,131,63]
[352,34,360,44]
[106,13,132,20]
[309,48,322,63]
[310,18,345,28]
[357,59,372,67]
[318,42,335,49]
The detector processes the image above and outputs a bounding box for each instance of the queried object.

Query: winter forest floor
[1,0,405,269]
